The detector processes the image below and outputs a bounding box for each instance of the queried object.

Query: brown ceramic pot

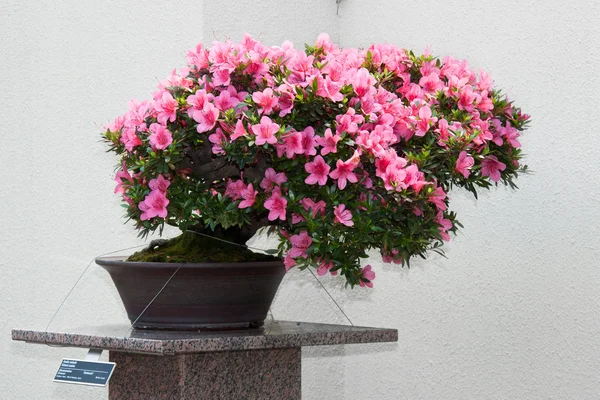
[96,256,285,330]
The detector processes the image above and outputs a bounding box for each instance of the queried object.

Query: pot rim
[95,255,284,269]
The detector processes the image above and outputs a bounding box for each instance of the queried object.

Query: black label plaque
[54,359,116,386]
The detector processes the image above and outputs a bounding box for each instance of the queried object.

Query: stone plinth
[13,321,398,399]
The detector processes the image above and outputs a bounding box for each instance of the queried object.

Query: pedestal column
[109,348,301,400]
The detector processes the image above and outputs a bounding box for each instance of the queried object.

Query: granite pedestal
[13,321,398,399]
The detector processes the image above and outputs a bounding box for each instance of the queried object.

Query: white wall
[2,0,599,399]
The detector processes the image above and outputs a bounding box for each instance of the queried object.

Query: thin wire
[187,229,354,326]
[44,244,148,333]
[123,264,184,335]
[307,268,354,326]
[42,243,149,347]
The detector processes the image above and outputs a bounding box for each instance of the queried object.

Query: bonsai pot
[96,256,286,330]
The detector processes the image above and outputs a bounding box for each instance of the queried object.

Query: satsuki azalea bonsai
[104,33,529,289]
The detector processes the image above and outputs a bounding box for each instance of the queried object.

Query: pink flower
[186,90,214,120]
[316,75,343,102]
[120,127,142,152]
[230,120,248,141]
[415,106,438,136]
[264,187,287,221]
[429,187,447,211]
[335,109,361,135]
[455,151,475,178]
[457,85,481,112]
[437,212,453,241]
[194,102,220,133]
[329,159,358,190]
[317,260,334,276]
[315,128,341,156]
[381,249,402,264]
[283,253,296,271]
[251,116,280,146]
[238,183,258,208]
[381,164,407,191]
[149,174,170,192]
[359,265,375,288]
[154,91,178,125]
[148,123,173,150]
[214,89,241,112]
[300,126,318,156]
[139,189,169,220]
[114,162,132,194]
[212,67,232,87]
[305,156,331,186]
[225,179,246,200]
[289,231,312,258]
[299,198,326,218]
[282,131,304,158]
[208,128,227,155]
[260,168,288,192]
[481,155,506,182]
[419,72,443,93]
[333,204,354,226]
[252,88,279,115]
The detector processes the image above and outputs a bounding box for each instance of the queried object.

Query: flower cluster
[104,34,529,288]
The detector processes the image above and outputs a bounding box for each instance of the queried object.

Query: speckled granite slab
[109,348,300,400]
[12,320,398,355]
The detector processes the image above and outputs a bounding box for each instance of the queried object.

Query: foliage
[103,34,530,288]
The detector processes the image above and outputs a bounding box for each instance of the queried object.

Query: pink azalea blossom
[212,67,232,87]
[437,211,453,241]
[289,231,312,258]
[264,187,287,221]
[282,131,304,158]
[333,204,354,226]
[481,155,506,182]
[305,156,331,186]
[415,106,438,136]
[251,116,280,146]
[230,120,248,141]
[260,168,288,191]
[455,151,475,178]
[139,189,169,220]
[238,183,258,208]
[149,174,170,192]
[299,198,326,218]
[382,249,403,264]
[300,126,318,156]
[120,127,142,152]
[148,123,173,150]
[154,91,178,125]
[457,85,481,112]
[329,159,358,190]
[114,162,132,194]
[381,164,407,191]
[419,72,443,93]
[194,102,220,133]
[315,128,341,156]
[429,187,447,211]
[224,179,246,200]
[317,260,334,276]
[252,88,279,115]
[359,265,375,288]
[277,85,295,117]
[214,89,241,112]
[208,128,227,155]
[186,90,214,120]
[283,253,296,271]
[317,75,343,102]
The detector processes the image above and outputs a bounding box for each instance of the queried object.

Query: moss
[127,231,280,263]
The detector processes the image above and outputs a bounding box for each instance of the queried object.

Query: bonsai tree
[104,34,529,288]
